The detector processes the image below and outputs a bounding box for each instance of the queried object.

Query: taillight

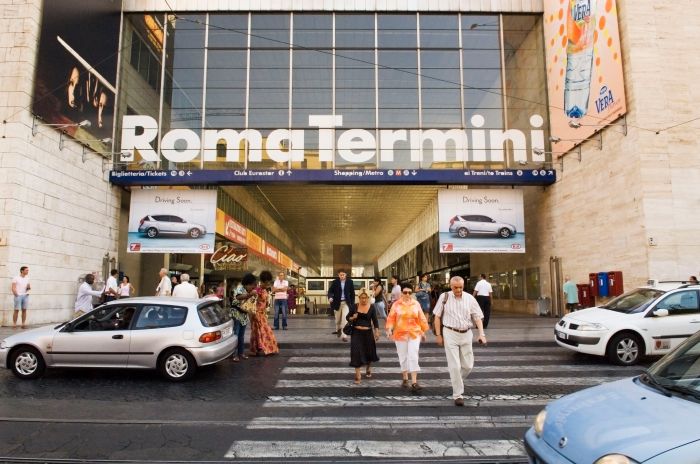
[450,216,457,226]
[199,331,221,343]
[139,217,145,227]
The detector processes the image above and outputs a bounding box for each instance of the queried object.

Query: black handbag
[342,322,354,336]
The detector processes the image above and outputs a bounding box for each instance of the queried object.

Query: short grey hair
[160,268,169,275]
[450,276,464,286]
[180,273,190,282]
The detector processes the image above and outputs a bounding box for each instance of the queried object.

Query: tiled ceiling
[243,184,446,270]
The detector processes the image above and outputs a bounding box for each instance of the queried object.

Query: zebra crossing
[224,341,642,461]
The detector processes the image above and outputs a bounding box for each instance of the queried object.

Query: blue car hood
[542,377,700,462]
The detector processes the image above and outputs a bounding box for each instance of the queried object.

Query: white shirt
[474,279,493,296]
[432,291,483,330]
[273,279,289,300]
[12,275,30,295]
[390,284,402,303]
[172,281,200,298]
[119,283,131,297]
[106,275,119,295]
[156,275,172,296]
[75,282,104,311]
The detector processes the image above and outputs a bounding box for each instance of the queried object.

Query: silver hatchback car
[0,297,235,382]
[448,214,517,238]
[138,214,207,239]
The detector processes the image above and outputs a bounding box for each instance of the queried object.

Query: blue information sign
[109,168,556,186]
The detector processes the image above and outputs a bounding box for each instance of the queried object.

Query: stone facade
[0,0,120,325]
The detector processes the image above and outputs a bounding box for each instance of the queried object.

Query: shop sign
[247,230,263,254]
[216,209,247,245]
[209,244,247,271]
[264,242,279,262]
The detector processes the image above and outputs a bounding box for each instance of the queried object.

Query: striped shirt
[432,291,483,330]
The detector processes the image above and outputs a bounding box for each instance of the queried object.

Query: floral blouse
[385,299,429,341]
[231,285,250,326]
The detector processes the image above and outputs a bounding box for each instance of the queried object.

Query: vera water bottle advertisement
[543,0,627,155]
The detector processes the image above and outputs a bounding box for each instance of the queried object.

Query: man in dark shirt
[328,269,355,342]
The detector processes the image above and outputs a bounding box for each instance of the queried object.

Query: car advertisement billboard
[438,189,525,254]
[127,190,216,254]
[543,0,627,155]
[32,0,119,146]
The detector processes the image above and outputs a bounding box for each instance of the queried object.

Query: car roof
[101,297,215,307]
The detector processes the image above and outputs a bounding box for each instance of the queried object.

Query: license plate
[556,330,567,340]
[222,326,232,338]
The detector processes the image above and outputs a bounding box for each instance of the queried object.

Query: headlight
[577,322,607,331]
[533,409,546,437]
[0,340,6,349]
[594,455,639,464]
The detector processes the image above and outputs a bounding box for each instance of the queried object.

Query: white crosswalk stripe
[225,342,638,461]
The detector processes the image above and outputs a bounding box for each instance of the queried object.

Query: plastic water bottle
[564,0,597,119]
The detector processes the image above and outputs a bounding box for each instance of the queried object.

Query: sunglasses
[402,290,413,294]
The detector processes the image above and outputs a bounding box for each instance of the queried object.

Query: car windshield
[600,288,666,314]
[645,333,700,402]
[198,302,231,327]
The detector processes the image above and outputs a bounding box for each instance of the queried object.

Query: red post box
[608,271,624,297]
[577,284,594,308]
[588,272,599,297]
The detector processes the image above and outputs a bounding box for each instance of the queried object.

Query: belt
[443,325,470,334]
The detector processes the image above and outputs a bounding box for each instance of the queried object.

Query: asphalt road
[0,315,650,463]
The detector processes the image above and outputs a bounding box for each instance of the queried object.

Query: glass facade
[116,12,548,171]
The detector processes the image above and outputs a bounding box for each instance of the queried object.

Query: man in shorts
[11,266,30,329]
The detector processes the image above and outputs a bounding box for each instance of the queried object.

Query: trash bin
[537,296,551,316]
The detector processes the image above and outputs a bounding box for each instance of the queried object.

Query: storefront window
[512,269,525,300]
[526,267,540,300]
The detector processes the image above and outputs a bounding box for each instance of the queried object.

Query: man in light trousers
[433,276,487,406]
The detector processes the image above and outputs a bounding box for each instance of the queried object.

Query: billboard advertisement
[127,190,216,254]
[438,189,525,254]
[544,0,626,155]
[32,0,120,145]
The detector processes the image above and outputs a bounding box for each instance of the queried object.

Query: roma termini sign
[120,114,549,165]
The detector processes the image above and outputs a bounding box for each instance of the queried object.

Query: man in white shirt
[472,273,493,328]
[388,275,402,313]
[272,271,289,330]
[11,266,31,329]
[105,269,120,302]
[75,273,106,316]
[172,273,200,298]
[155,268,172,296]
[433,276,487,407]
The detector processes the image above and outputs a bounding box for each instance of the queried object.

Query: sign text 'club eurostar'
[120,114,548,164]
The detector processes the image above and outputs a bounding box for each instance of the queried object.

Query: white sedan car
[555,284,700,365]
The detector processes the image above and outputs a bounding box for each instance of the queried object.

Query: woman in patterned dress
[248,270,279,356]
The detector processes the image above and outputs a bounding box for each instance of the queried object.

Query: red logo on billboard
[511,243,522,249]
[129,243,141,251]
[200,244,211,251]
[442,243,453,251]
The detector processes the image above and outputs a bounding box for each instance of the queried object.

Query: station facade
[1,0,699,324]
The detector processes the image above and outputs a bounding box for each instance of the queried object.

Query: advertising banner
[438,189,525,254]
[544,0,626,155]
[216,209,248,246]
[209,244,248,272]
[246,230,263,255]
[32,0,119,145]
[127,190,216,253]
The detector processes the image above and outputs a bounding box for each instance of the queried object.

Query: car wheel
[607,332,643,366]
[498,228,512,238]
[188,228,201,239]
[159,349,196,382]
[10,346,46,379]
[457,227,469,238]
[146,227,158,238]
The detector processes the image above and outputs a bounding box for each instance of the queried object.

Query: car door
[169,215,188,234]
[469,215,490,234]
[50,304,137,367]
[642,290,700,355]
[128,304,189,368]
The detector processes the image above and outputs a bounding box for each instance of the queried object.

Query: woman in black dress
[347,290,380,384]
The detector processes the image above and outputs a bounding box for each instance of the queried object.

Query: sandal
[241,354,249,360]
[365,369,372,378]
[354,373,362,385]
[401,379,410,388]
[410,383,422,392]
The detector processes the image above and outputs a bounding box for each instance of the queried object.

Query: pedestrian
[287,284,297,315]
[171,275,180,289]
[472,273,493,328]
[11,266,30,329]
[347,289,380,384]
[272,271,289,330]
[371,276,387,319]
[119,275,135,298]
[74,273,106,316]
[388,275,401,313]
[105,269,119,302]
[231,273,256,362]
[172,273,200,298]
[248,270,279,356]
[562,275,579,312]
[415,273,432,315]
[328,269,355,342]
[204,285,219,300]
[216,281,225,299]
[385,282,429,392]
[155,268,172,296]
[433,276,487,407]
[688,276,698,285]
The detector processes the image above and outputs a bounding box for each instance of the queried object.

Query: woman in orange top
[385,282,430,392]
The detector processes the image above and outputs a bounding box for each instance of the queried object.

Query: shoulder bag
[240,294,257,314]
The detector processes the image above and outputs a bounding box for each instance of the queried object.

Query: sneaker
[454,398,464,406]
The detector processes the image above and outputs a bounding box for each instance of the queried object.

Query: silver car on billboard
[448,214,517,238]
[0,297,235,382]
[138,214,207,239]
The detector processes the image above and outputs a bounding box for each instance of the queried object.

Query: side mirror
[653,309,669,317]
